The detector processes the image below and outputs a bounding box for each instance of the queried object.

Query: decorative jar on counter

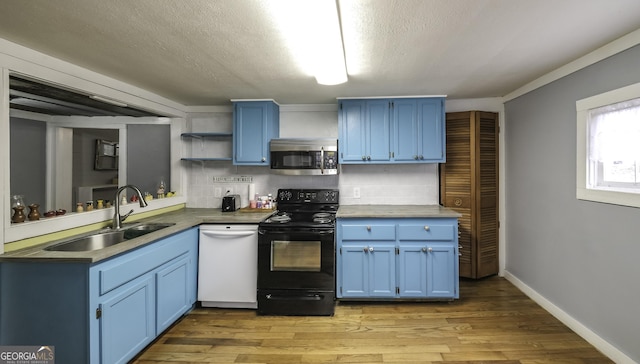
[28,204,40,221]
[11,195,26,223]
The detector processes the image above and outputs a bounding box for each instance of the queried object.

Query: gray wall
[10,117,46,208]
[127,124,171,197]
[72,128,119,206]
[505,44,640,361]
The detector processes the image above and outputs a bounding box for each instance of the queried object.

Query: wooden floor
[132,276,613,363]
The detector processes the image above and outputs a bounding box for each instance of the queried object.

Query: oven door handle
[265,293,323,301]
[259,228,334,235]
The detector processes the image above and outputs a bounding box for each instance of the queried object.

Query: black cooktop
[260,189,339,228]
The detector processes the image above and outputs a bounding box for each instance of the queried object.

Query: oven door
[258,227,335,290]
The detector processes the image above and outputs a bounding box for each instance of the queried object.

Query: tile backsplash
[186,163,439,208]
[185,109,440,209]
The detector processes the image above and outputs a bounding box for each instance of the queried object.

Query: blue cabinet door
[393,98,419,161]
[368,243,396,297]
[398,244,428,297]
[392,98,445,163]
[339,100,366,162]
[426,244,457,298]
[339,99,391,163]
[418,98,445,162]
[233,101,279,165]
[339,243,396,298]
[100,275,155,364]
[366,99,391,162]
[156,255,191,335]
[339,243,369,297]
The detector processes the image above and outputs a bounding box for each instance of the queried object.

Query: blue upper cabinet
[339,100,366,162]
[232,100,279,165]
[339,99,391,163]
[339,97,445,164]
[392,98,420,162]
[367,99,392,162]
[417,98,445,162]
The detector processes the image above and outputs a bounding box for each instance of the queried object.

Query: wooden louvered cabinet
[439,111,499,279]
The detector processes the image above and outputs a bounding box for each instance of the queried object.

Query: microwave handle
[320,146,325,175]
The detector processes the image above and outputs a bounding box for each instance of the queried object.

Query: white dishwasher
[198,224,258,308]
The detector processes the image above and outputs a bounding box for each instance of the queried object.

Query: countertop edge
[1,205,462,263]
[0,208,274,263]
[336,204,463,218]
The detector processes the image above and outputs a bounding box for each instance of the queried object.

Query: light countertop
[2,205,461,263]
[337,205,462,218]
[0,208,274,263]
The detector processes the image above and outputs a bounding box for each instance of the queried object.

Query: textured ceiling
[0,0,639,106]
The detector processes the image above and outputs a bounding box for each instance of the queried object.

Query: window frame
[576,81,640,208]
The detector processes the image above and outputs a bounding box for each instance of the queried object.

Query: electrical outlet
[353,187,361,199]
[214,187,222,197]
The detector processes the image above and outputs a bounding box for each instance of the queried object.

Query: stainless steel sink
[44,222,176,252]
[122,223,176,239]
[45,231,127,251]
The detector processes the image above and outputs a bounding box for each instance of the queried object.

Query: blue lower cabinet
[339,242,396,298]
[398,244,428,297]
[337,218,459,300]
[0,227,198,364]
[368,243,396,297]
[426,244,457,298]
[156,255,192,334]
[339,243,369,297]
[100,275,155,364]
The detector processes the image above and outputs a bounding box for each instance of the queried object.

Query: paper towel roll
[248,183,255,201]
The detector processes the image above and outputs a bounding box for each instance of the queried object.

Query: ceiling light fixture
[89,95,128,108]
[264,0,348,86]
[312,0,348,85]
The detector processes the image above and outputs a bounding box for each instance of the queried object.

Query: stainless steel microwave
[269,138,338,175]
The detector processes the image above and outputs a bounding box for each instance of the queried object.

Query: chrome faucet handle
[120,209,134,222]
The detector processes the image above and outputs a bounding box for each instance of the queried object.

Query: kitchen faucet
[112,184,148,229]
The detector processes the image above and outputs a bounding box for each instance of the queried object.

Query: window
[577,82,640,207]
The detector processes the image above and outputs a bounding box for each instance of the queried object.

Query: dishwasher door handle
[200,230,257,239]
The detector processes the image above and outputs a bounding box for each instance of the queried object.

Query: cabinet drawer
[97,231,194,295]
[398,224,455,241]
[341,224,396,240]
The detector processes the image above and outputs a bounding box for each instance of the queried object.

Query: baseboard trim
[503,270,636,364]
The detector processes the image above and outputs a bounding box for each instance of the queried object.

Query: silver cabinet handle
[363,247,369,253]
[366,156,371,161]
[366,225,371,231]
[422,247,427,252]
[362,156,366,160]
[369,246,374,252]
[428,247,433,253]
[261,157,266,162]
[424,225,430,231]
